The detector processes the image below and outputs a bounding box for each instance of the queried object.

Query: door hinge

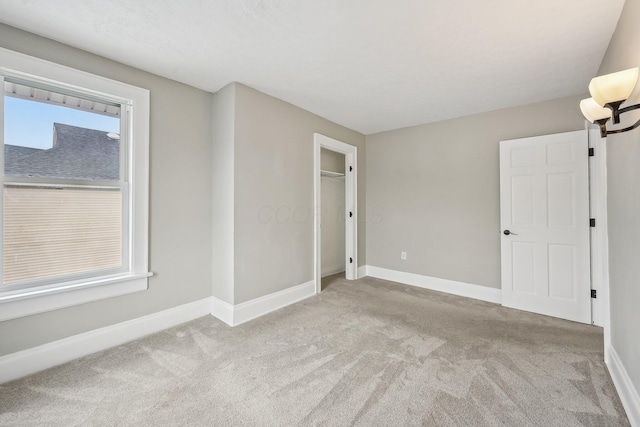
[591,289,597,299]
[349,165,353,172]
[349,257,353,264]
[349,211,353,218]
[588,147,594,157]
[590,218,596,227]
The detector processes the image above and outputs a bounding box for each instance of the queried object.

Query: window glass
[4,81,121,181]
[3,80,125,286]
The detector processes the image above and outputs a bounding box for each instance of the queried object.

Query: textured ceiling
[0,0,625,134]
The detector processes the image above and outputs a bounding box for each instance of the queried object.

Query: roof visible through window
[4,83,121,181]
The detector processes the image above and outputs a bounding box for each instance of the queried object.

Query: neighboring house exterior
[3,123,122,285]
[5,122,120,181]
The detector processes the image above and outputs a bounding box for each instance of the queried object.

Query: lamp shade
[580,98,611,123]
[588,67,639,106]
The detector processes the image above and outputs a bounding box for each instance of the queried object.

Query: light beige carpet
[0,274,630,426]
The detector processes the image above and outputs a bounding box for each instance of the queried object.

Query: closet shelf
[320,170,345,178]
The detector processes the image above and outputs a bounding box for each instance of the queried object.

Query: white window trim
[0,47,151,321]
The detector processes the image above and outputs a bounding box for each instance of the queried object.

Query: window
[4,80,124,286]
[0,48,150,321]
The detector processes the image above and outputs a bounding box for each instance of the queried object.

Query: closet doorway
[313,134,357,294]
[320,148,345,287]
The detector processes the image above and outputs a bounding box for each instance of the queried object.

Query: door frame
[587,124,610,344]
[498,127,610,329]
[314,133,357,294]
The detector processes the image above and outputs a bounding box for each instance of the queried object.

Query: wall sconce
[580,67,640,138]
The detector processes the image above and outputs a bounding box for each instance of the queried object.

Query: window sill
[0,272,153,321]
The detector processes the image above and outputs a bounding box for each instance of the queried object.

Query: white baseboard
[233,280,315,326]
[210,296,234,326]
[321,266,345,278]
[357,265,367,279]
[365,265,502,304]
[606,343,640,427]
[211,280,316,327]
[0,297,212,385]
[1,280,319,385]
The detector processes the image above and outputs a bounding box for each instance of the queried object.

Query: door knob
[503,230,518,236]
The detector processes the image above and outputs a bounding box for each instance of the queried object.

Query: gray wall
[233,83,365,303]
[0,24,213,356]
[366,95,586,288]
[596,0,640,398]
[321,148,345,174]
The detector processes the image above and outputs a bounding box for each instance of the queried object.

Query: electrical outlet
[401,251,407,260]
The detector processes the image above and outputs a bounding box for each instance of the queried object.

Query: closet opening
[313,134,357,294]
[320,148,346,290]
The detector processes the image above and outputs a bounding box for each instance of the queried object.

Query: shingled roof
[4,123,120,181]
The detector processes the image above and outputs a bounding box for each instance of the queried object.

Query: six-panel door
[500,130,591,323]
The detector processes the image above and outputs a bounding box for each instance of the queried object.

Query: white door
[500,130,591,323]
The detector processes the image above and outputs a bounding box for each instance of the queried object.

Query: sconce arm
[618,103,640,116]
[606,117,640,136]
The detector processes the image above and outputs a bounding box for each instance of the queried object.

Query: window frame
[0,47,151,321]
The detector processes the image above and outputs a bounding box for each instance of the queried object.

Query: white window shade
[3,186,123,285]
